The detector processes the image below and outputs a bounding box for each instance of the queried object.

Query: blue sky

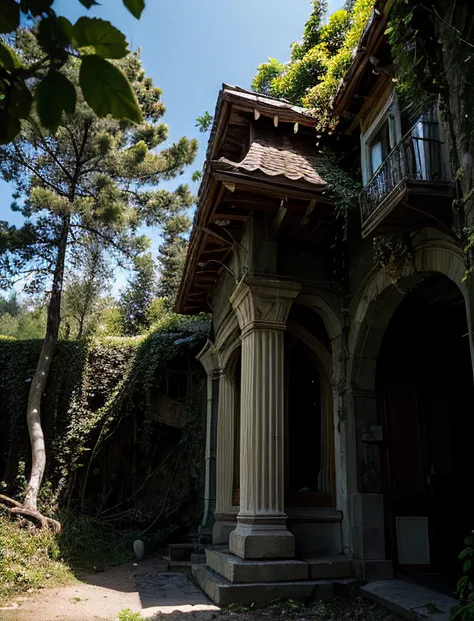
[0,0,343,293]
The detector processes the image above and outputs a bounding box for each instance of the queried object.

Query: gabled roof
[219,85,317,126]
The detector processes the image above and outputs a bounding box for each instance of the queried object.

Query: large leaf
[0,42,21,71]
[36,71,77,131]
[74,17,128,59]
[24,0,54,15]
[123,0,145,19]
[0,0,20,34]
[77,0,100,7]
[79,55,143,123]
[0,111,21,144]
[37,15,74,57]
[8,83,33,118]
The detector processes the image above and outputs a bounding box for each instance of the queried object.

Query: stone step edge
[192,564,357,607]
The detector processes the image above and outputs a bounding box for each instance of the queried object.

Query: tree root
[0,494,61,534]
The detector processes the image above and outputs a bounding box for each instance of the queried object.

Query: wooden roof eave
[211,167,330,202]
[333,0,394,122]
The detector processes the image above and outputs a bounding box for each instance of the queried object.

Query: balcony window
[359,113,452,238]
[369,119,391,176]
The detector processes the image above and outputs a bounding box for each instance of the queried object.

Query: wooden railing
[360,122,449,226]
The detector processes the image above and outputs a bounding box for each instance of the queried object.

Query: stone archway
[346,235,474,577]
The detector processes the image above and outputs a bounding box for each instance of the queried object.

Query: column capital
[196,339,219,377]
[230,277,301,336]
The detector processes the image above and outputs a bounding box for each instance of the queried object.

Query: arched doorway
[285,305,335,508]
[377,274,474,579]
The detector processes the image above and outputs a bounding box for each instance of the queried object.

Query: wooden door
[383,365,433,568]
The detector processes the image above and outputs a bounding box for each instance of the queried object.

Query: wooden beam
[210,213,248,222]
[301,199,317,227]
[201,227,232,247]
[270,199,289,239]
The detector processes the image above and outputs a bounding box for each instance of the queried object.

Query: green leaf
[465,561,473,573]
[77,0,100,6]
[23,0,54,15]
[7,83,33,118]
[79,55,142,123]
[0,42,21,71]
[74,17,128,59]
[57,16,76,46]
[36,71,77,131]
[0,111,21,144]
[123,0,145,19]
[0,0,20,34]
[37,15,73,57]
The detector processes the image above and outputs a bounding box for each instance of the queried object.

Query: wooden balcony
[360,123,453,238]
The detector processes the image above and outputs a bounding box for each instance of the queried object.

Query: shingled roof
[214,133,327,187]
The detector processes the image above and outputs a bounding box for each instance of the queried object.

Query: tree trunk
[23,220,69,512]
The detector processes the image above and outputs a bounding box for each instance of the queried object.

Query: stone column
[229,278,301,559]
[213,370,237,543]
[196,341,219,536]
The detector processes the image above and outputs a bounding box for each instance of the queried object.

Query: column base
[229,516,295,559]
[212,512,237,545]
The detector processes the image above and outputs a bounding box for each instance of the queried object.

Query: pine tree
[119,252,156,335]
[157,213,192,308]
[0,33,197,526]
[61,244,111,339]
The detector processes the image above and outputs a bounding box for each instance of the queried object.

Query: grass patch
[0,513,75,601]
[117,610,144,621]
[0,509,171,602]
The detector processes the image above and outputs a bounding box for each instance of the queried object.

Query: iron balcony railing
[360,121,450,226]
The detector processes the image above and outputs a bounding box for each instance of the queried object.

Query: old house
[176,3,474,606]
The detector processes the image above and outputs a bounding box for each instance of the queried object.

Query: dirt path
[0,557,219,621]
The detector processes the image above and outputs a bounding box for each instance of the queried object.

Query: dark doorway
[286,337,322,496]
[378,275,474,585]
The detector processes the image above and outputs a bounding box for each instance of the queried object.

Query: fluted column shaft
[229,278,301,559]
[239,328,285,517]
[215,372,235,515]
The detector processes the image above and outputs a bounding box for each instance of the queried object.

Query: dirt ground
[0,557,398,621]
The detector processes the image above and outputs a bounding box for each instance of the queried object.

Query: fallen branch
[0,494,62,534]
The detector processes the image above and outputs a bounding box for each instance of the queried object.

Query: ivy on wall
[0,315,209,534]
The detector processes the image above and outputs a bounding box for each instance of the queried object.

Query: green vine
[0,315,209,533]
[386,0,474,276]
[373,234,414,286]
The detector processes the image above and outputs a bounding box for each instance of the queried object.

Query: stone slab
[305,556,354,580]
[361,579,458,621]
[192,564,333,607]
[206,550,308,583]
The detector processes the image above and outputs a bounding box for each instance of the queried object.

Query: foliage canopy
[0,0,147,142]
[252,0,375,130]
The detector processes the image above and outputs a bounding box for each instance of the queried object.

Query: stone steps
[193,551,356,606]
[192,564,356,607]
[305,556,354,580]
